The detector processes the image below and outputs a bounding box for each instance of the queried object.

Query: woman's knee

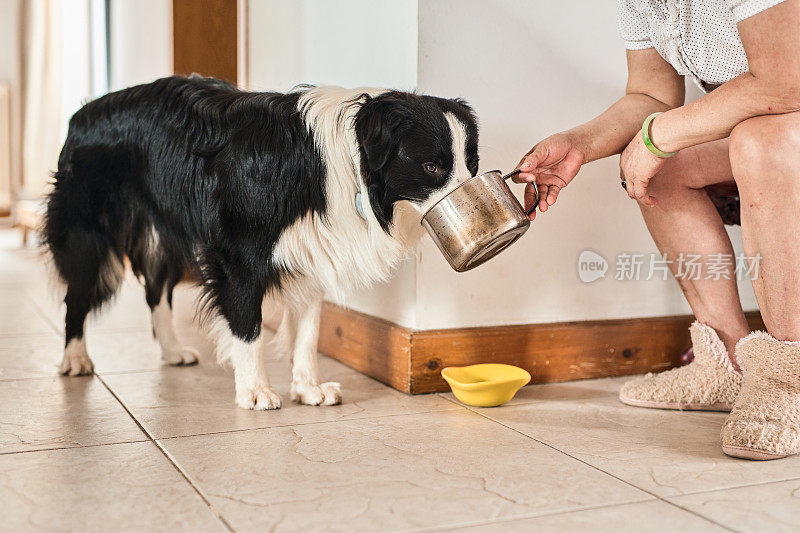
[729,114,800,191]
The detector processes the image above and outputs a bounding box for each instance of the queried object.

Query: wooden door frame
[171,0,247,87]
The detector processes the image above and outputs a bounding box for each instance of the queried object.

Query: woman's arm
[620,0,800,206]
[515,48,683,216]
[648,0,800,153]
[573,49,685,162]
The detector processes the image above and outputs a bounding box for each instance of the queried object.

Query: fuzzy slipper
[619,322,742,411]
[721,331,800,460]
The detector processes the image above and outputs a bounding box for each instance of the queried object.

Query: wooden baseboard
[264,303,764,394]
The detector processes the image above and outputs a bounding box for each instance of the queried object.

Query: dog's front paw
[236,385,282,410]
[291,381,342,406]
[162,346,200,366]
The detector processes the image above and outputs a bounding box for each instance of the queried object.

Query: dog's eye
[423,163,440,175]
[468,157,479,170]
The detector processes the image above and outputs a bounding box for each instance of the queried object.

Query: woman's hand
[513,133,585,220]
[619,131,666,207]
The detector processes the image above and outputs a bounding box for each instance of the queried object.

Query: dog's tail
[41,138,125,312]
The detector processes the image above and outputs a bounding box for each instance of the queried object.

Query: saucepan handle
[502,169,538,216]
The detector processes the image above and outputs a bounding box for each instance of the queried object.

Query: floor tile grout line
[0,367,173,382]
[0,374,79,383]
[402,497,667,533]
[95,374,236,533]
[664,476,800,499]
[661,499,743,533]
[0,438,151,456]
[154,404,470,442]
[151,438,237,533]
[450,400,737,533]
[0,369,167,382]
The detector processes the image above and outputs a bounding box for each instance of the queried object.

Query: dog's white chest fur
[270,87,426,306]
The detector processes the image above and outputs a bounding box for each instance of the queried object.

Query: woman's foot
[721,331,800,460]
[619,322,742,411]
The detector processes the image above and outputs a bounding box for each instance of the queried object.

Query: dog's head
[353,91,479,230]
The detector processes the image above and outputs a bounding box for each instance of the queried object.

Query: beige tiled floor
[2,229,800,532]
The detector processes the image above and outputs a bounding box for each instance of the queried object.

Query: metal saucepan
[421,169,537,272]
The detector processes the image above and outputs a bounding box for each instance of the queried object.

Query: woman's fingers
[546,185,560,207]
[520,147,543,169]
[512,171,537,183]
[636,177,657,206]
[626,174,637,200]
[520,177,562,217]
[523,182,537,209]
[516,145,546,174]
[631,178,658,207]
[626,178,657,206]
[640,192,658,206]
[523,182,538,221]
[537,184,550,212]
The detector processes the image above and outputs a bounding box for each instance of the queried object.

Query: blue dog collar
[355,192,367,220]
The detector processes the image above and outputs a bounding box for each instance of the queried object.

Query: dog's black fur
[43,75,478,355]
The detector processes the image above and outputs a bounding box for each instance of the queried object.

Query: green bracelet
[642,112,678,158]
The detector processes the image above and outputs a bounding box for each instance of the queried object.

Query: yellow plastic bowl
[441,364,531,407]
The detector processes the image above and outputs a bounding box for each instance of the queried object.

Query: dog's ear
[352,93,413,232]
[354,93,412,173]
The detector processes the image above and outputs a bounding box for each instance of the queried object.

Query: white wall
[60,0,91,139]
[247,0,757,329]
[109,0,172,91]
[247,0,417,92]
[414,0,756,329]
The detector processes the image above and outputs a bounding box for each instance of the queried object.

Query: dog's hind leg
[272,307,297,359]
[149,287,200,366]
[135,235,199,366]
[145,272,199,366]
[61,291,94,376]
[57,237,125,376]
[289,296,342,406]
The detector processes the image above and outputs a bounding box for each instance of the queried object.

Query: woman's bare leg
[729,111,800,341]
[641,138,750,362]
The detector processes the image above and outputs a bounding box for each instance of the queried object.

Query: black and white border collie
[43,75,479,409]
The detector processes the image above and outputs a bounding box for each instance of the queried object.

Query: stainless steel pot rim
[420,169,503,223]
[454,224,528,272]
